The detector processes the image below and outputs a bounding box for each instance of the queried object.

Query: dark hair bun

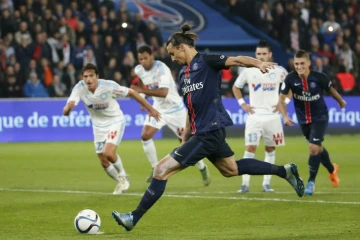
[181,24,192,34]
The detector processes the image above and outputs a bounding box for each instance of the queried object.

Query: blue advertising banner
[0,98,161,142]
[0,97,359,142]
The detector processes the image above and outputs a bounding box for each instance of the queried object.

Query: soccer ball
[74,209,101,234]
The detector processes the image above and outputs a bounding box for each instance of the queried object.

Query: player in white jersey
[63,63,160,194]
[232,40,291,193]
[130,45,211,186]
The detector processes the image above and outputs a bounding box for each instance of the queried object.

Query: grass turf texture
[0,135,359,240]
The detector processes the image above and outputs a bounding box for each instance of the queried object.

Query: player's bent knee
[309,144,322,155]
[141,133,152,141]
[153,165,168,180]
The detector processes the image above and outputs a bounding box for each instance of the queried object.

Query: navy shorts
[300,120,328,146]
[170,128,234,167]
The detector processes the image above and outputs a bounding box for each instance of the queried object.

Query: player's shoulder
[310,70,328,79]
[201,53,227,62]
[98,79,119,88]
[154,60,169,73]
[134,64,145,76]
[73,80,86,91]
[275,65,288,73]
[284,70,298,80]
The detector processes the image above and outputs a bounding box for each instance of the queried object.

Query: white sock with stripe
[142,139,158,168]
[263,151,275,186]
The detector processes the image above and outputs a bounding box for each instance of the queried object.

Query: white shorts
[93,121,125,153]
[144,108,187,138]
[245,114,285,147]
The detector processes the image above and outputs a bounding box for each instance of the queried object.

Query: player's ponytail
[166,23,198,48]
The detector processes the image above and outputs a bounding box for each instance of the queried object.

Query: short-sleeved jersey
[67,79,128,127]
[179,53,233,134]
[135,60,184,113]
[280,70,331,124]
[234,65,288,114]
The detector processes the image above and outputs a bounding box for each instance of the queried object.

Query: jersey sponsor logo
[108,130,117,140]
[273,133,283,145]
[184,77,191,85]
[262,83,277,91]
[182,82,204,94]
[252,83,261,91]
[87,103,109,110]
[293,92,320,101]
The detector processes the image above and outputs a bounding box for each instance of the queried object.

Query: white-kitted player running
[232,40,291,193]
[63,63,160,194]
[130,45,211,186]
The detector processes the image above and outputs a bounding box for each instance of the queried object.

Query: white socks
[113,154,127,177]
[196,160,205,170]
[242,151,255,186]
[263,151,275,186]
[142,139,158,168]
[105,164,120,182]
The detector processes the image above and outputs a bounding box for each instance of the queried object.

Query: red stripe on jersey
[302,78,312,124]
[187,93,196,134]
[185,65,190,78]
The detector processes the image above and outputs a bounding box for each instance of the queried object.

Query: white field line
[0,188,359,205]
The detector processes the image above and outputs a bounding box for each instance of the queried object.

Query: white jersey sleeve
[234,69,248,88]
[111,81,129,98]
[278,66,288,82]
[67,81,86,105]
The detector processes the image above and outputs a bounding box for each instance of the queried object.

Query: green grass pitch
[0,135,359,240]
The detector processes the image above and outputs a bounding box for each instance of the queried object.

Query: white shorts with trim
[144,108,187,138]
[245,114,285,147]
[93,121,125,153]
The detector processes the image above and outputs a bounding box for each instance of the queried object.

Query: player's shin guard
[242,151,255,186]
[320,147,334,173]
[142,139,158,168]
[131,178,167,225]
[105,164,120,182]
[113,154,127,176]
[237,158,286,178]
[308,153,322,182]
[263,151,275,185]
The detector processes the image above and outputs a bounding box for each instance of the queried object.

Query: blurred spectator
[3,75,22,97]
[23,72,49,97]
[336,65,356,95]
[48,74,67,97]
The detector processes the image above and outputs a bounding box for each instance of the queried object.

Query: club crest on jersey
[193,63,198,70]
[310,82,316,88]
[100,93,107,99]
[268,73,276,80]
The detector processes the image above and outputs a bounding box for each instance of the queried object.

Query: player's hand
[259,62,277,73]
[148,108,161,122]
[339,99,347,109]
[272,104,280,113]
[283,116,294,126]
[67,101,76,109]
[130,84,142,93]
[241,104,255,114]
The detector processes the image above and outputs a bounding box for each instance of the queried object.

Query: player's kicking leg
[112,154,185,231]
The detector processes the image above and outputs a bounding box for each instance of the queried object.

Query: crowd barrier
[0,97,359,142]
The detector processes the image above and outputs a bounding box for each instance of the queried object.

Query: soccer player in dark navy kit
[279,50,346,195]
[111,24,305,231]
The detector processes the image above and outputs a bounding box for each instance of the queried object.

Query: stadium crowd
[1,0,359,98]
[0,0,172,98]
[219,0,360,95]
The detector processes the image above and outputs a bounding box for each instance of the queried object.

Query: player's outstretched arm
[131,84,169,98]
[329,87,347,109]
[63,101,76,116]
[279,94,293,126]
[127,89,161,121]
[225,56,276,73]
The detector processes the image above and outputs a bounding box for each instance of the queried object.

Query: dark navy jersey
[280,70,332,124]
[178,53,233,134]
